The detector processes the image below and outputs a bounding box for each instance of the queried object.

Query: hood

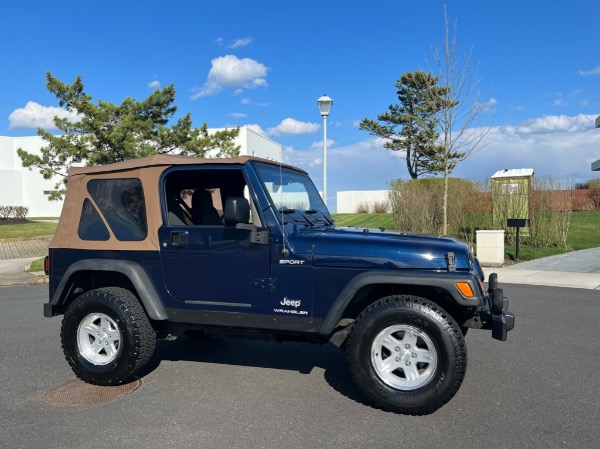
[287,226,471,271]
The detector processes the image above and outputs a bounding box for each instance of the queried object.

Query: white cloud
[451,114,600,183]
[148,80,161,89]
[502,114,595,135]
[8,101,80,130]
[310,138,335,150]
[191,55,268,98]
[267,118,320,136]
[215,37,254,49]
[283,146,322,169]
[227,37,253,48]
[244,124,267,136]
[578,64,600,76]
[478,97,498,112]
[229,112,247,118]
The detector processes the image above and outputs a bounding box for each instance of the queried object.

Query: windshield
[254,163,333,226]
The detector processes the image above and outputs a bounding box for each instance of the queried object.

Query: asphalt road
[0,284,598,449]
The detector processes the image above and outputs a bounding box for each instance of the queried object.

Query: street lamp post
[317,94,333,205]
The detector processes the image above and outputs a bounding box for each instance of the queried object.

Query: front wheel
[346,295,467,415]
[61,287,156,385]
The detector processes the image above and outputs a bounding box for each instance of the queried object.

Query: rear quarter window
[87,178,147,241]
[77,199,110,241]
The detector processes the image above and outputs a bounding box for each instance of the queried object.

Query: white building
[0,126,282,217]
[336,190,390,213]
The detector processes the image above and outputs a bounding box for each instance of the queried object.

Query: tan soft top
[68,154,305,176]
[51,155,303,251]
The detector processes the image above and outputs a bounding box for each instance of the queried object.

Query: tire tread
[346,294,467,415]
[61,287,156,386]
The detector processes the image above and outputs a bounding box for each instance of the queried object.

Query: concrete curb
[0,235,54,243]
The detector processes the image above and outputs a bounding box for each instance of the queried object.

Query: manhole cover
[42,378,142,406]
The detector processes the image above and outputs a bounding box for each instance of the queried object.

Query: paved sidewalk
[0,236,52,260]
[0,237,51,286]
[0,257,46,286]
[489,247,600,290]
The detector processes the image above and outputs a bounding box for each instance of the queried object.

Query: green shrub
[388,178,488,243]
[588,178,600,209]
[355,202,370,214]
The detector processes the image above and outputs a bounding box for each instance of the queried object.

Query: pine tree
[359,70,450,179]
[18,72,240,200]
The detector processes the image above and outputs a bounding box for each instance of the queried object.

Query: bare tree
[428,5,495,235]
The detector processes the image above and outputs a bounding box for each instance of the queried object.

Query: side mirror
[223,196,268,245]
[224,196,250,225]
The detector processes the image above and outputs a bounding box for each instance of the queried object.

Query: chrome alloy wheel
[371,324,437,390]
[77,313,122,365]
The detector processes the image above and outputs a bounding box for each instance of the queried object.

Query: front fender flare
[318,270,483,335]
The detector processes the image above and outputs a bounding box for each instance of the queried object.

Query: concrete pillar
[476,230,505,267]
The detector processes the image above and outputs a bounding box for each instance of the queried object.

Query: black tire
[61,287,156,386]
[346,294,467,415]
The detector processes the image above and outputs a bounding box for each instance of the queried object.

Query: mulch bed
[0,219,32,225]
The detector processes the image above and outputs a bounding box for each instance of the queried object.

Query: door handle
[170,231,189,247]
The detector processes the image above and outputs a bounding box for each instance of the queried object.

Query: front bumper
[484,272,515,341]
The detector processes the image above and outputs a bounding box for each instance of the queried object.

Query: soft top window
[87,178,147,241]
[163,167,252,226]
[77,199,110,241]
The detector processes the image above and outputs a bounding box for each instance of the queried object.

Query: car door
[158,166,271,306]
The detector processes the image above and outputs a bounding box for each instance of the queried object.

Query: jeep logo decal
[280,298,302,308]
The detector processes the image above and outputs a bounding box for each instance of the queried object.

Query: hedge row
[0,206,29,220]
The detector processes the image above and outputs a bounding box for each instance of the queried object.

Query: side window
[78,199,110,241]
[163,168,260,228]
[87,178,147,241]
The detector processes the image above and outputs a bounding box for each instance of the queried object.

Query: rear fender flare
[49,259,167,320]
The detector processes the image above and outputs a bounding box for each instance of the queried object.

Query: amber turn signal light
[455,282,474,298]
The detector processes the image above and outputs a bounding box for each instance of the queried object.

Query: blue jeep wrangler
[44,154,514,415]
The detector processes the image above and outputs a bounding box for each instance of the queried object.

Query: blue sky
[2,0,599,210]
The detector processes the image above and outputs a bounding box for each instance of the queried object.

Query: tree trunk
[442,139,449,235]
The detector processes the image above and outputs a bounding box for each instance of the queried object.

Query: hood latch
[445,252,456,272]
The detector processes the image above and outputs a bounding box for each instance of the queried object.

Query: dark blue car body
[45,156,512,342]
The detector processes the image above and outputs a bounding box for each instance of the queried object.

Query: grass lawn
[504,210,600,260]
[0,221,58,239]
[28,258,46,272]
[332,213,396,230]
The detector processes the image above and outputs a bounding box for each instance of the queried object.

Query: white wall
[0,136,64,217]
[239,127,282,161]
[0,170,24,205]
[336,190,391,213]
[209,127,282,161]
[0,127,282,217]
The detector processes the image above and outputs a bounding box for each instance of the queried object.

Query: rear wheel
[61,287,156,385]
[346,294,467,415]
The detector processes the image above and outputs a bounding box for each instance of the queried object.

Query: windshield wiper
[305,209,334,226]
[279,208,314,226]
